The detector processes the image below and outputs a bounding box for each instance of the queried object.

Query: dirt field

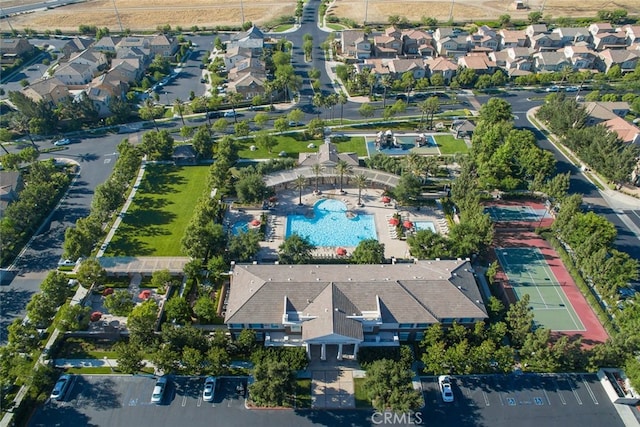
[1,0,639,32]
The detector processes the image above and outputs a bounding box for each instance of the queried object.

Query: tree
[359,103,375,119]
[26,293,57,327]
[254,112,269,128]
[234,329,257,356]
[140,129,174,161]
[505,294,534,349]
[311,163,324,194]
[278,234,315,264]
[498,14,511,27]
[254,131,277,153]
[76,258,106,288]
[249,360,295,407]
[353,173,367,206]
[364,359,423,413]
[234,120,250,137]
[191,126,214,159]
[335,160,353,193]
[287,108,304,125]
[173,98,186,126]
[206,345,231,376]
[227,229,261,262]
[193,295,217,323]
[293,174,306,206]
[7,319,40,353]
[478,97,512,123]
[407,229,450,259]
[528,11,543,24]
[104,290,135,316]
[40,271,73,306]
[127,299,159,347]
[420,97,440,130]
[114,341,145,374]
[393,173,421,205]
[57,304,91,332]
[165,296,192,324]
[351,239,385,264]
[139,98,164,132]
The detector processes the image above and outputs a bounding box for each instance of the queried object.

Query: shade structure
[404,220,413,229]
[250,219,261,227]
[90,311,102,322]
[336,247,347,256]
[381,196,391,203]
[389,217,400,226]
[138,290,152,300]
[103,287,114,296]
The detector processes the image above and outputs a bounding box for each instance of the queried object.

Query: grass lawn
[272,24,294,32]
[56,337,118,359]
[353,377,372,408]
[106,164,209,256]
[434,134,469,155]
[236,134,322,159]
[332,136,367,156]
[66,367,113,374]
[295,379,312,408]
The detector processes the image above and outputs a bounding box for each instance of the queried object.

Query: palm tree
[294,175,306,206]
[140,98,160,132]
[173,98,185,126]
[311,163,323,194]
[227,92,243,124]
[353,173,367,206]
[335,160,353,194]
[338,92,348,124]
[404,153,424,178]
[380,75,392,109]
[11,114,38,152]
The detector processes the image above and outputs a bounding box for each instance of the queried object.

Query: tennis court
[486,205,552,223]
[496,247,585,332]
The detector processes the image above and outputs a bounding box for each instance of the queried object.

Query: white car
[53,138,70,146]
[151,376,168,403]
[223,111,236,117]
[545,86,560,93]
[50,374,72,401]
[202,376,216,402]
[438,375,454,403]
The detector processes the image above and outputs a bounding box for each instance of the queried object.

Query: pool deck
[225,186,449,262]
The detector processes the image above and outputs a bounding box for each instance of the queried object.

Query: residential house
[624,25,640,46]
[467,26,499,51]
[582,101,630,125]
[0,171,24,217]
[425,57,458,83]
[117,37,150,53]
[227,74,265,100]
[228,25,264,53]
[603,117,640,145]
[563,45,598,70]
[533,51,572,72]
[588,22,614,37]
[401,29,434,57]
[597,49,640,73]
[498,29,527,49]
[110,58,143,83]
[357,58,391,78]
[93,36,121,53]
[69,48,108,73]
[21,77,70,105]
[457,53,496,75]
[52,62,94,86]
[61,37,94,59]
[525,24,548,41]
[552,28,592,46]
[592,30,627,51]
[225,261,488,360]
[1,38,35,64]
[530,32,563,51]
[228,57,266,81]
[490,47,533,74]
[116,46,151,67]
[373,27,403,58]
[224,45,254,70]
[150,33,178,58]
[387,58,426,79]
[85,73,128,117]
[340,30,371,60]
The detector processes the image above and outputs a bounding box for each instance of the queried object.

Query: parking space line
[197,397,202,407]
[581,375,598,405]
[566,376,582,405]
[182,396,187,407]
[543,388,551,406]
[553,378,566,405]
[482,391,490,406]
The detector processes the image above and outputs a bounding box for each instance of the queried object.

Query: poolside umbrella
[381,196,391,203]
[269,196,278,202]
[138,290,152,300]
[336,247,347,256]
[389,217,399,226]
[103,287,114,296]
[90,311,102,322]
[404,220,413,229]
[250,219,261,227]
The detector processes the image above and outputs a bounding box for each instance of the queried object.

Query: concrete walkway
[311,369,355,409]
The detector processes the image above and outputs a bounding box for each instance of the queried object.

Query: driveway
[311,369,355,409]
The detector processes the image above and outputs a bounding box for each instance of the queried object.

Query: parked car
[202,377,216,402]
[545,85,560,92]
[53,138,70,146]
[151,376,168,403]
[223,111,236,117]
[288,121,302,127]
[438,375,454,403]
[50,374,72,401]
[564,86,579,92]
[207,111,221,119]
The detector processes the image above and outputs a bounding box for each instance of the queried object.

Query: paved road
[0,0,85,17]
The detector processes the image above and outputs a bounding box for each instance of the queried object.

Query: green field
[331,136,367,156]
[106,164,209,256]
[236,134,323,159]
[434,134,469,155]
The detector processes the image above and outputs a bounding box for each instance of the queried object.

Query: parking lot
[29,373,631,427]
[421,373,626,427]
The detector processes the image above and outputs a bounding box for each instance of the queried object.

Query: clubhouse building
[225,260,488,361]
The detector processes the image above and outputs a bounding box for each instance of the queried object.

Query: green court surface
[486,205,551,222]
[496,247,585,331]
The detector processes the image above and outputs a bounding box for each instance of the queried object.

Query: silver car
[202,376,216,402]
[50,374,72,401]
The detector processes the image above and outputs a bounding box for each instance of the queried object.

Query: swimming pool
[414,221,436,233]
[286,199,377,247]
[231,222,249,235]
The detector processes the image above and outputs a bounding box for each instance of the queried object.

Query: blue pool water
[286,199,377,247]
[414,221,436,233]
[231,222,249,235]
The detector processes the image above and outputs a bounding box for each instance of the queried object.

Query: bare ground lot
[2,0,639,32]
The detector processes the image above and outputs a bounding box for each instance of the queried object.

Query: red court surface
[493,230,609,346]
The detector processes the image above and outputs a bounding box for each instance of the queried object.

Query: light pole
[240,0,245,27]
